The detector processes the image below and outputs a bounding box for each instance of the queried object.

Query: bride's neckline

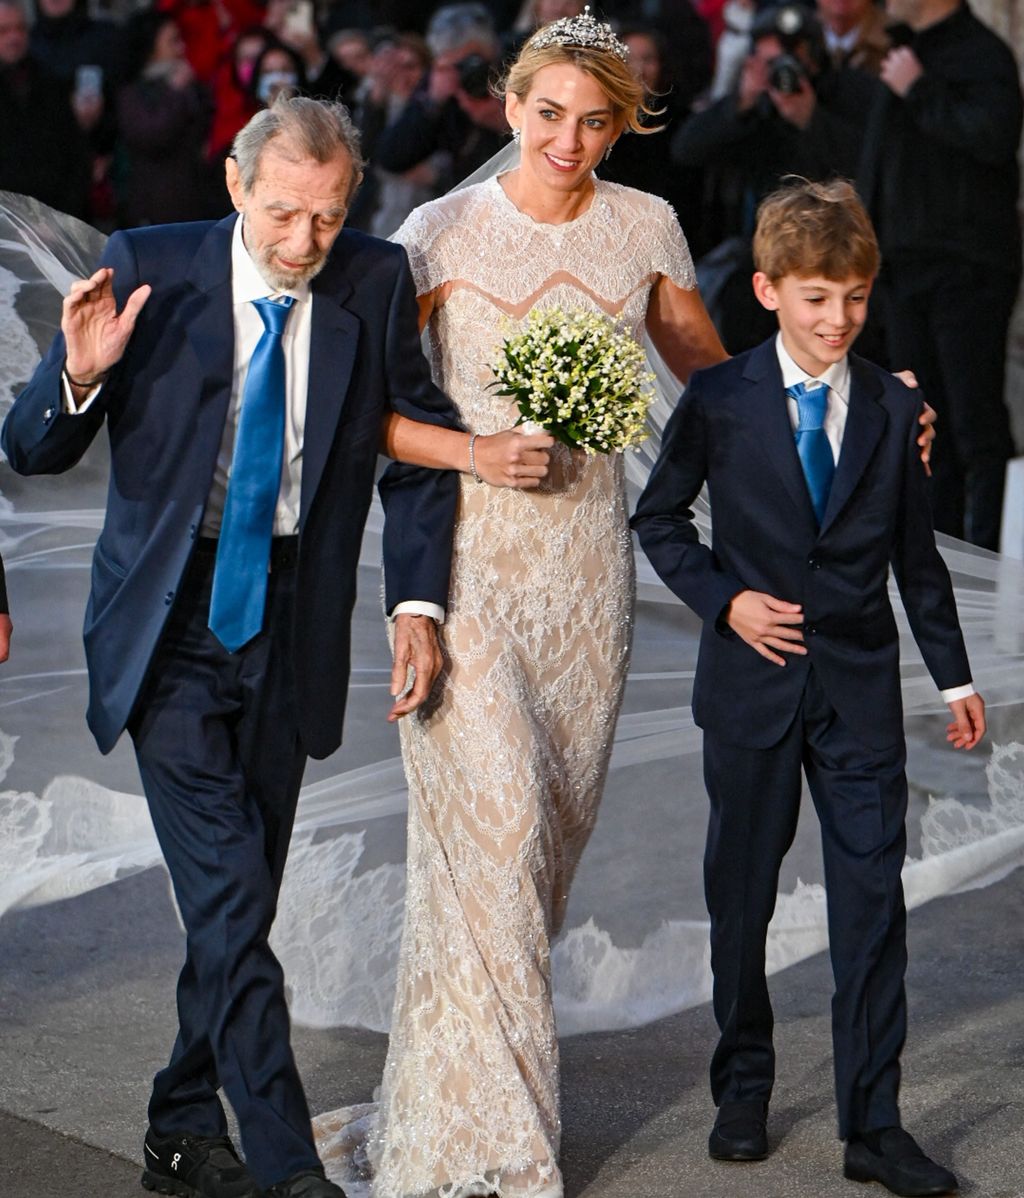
[491,171,603,229]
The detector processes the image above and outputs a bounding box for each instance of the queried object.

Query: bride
[314,12,729,1198]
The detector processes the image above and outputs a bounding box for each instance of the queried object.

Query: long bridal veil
[2,189,1024,1047]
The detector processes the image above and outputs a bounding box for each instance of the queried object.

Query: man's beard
[257,245,328,291]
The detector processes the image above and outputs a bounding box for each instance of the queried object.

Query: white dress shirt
[63,215,444,621]
[774,334,974,703]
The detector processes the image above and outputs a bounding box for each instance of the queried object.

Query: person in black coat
[671,4,876,352]
[858,0,1022,550]
[0,0,91,218]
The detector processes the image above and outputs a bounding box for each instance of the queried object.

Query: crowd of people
[1,0,1020,549]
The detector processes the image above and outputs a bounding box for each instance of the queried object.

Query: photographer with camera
[671,3,876,351]
[374,3,508,200]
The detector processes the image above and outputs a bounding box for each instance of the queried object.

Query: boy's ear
[752,271,778,312]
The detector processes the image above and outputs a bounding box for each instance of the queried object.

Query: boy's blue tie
[209,295,294,652]
[788,380,835,526]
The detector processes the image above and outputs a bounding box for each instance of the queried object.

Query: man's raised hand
[62,267,151,383]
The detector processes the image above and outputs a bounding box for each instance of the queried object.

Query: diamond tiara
[528,5,629,62]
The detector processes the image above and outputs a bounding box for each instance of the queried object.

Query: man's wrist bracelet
[468,433,482,483]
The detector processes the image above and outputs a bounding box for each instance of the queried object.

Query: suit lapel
[182,218,236,471]
[818,356,886,534]
[184,216,235,414]
[743,343,820,534]
[300,269,360,526]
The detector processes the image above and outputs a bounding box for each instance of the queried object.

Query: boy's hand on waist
[946,693,986,750]
[725,590,805,667]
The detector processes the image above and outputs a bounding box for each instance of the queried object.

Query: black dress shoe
[260,1168,347,1197]
[844,1127,958,1196]
[708,1100,769,1161]
[141,1128,257,1197]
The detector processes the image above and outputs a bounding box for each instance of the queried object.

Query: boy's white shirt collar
[775,333,850,404]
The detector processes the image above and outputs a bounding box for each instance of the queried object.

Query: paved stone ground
[2,868,1022,1198]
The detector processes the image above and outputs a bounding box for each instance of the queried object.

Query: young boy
[632,179,984,1198]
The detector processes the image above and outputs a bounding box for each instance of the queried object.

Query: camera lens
[455,53,493,100]
[769,53,805,94]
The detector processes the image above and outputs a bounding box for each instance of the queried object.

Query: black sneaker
[260,1168,347,1197]
[141,1127,258,1198]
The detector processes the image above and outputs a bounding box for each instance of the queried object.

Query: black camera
[751,3,826,86]
[455,53,493,100]
[768,51,807,94]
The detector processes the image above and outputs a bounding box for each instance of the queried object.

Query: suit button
[808,557,821,570]
[43,407,54,422]
[189,524,197,540]
[806,625,816,636]
[165,591,175,605]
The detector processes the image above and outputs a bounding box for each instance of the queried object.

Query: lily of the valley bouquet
[491,307,655,454]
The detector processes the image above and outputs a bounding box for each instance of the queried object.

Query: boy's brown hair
[753,177,880,282]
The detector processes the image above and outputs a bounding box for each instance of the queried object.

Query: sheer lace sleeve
[391,196,464,298]
[642,191,698,292]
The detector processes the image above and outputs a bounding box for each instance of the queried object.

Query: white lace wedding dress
[315,175,696,1198]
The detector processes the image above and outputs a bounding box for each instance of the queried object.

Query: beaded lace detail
[317,176,695,1198]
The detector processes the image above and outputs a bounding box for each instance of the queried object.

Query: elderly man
[3,97,458,1198]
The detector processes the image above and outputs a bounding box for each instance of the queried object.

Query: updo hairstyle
[498,34,661,134]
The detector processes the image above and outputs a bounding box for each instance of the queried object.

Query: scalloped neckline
[491,172,605,230]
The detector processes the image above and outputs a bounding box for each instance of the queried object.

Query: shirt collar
[231,214,310,307]
[824,26,859,54]
[775,333,850,404]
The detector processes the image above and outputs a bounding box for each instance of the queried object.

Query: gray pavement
[1,866,1022,1198]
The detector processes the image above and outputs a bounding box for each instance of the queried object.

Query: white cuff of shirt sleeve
[392,601,445,625]
[61,373,103,413]
[940,682,975,704]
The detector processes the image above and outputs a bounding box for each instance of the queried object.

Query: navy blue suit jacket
[632,338,971,751]
[2,215,459,758]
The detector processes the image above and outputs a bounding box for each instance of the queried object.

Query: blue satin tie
[209,295,294,652]
[788,380,835,526]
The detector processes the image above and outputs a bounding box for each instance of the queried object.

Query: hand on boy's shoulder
[946,693,986,751]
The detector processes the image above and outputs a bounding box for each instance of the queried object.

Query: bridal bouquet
[491,307,655,454]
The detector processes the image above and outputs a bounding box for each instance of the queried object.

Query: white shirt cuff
[940,682,975,704]
[62,372,103,413]
[392,600,445,624]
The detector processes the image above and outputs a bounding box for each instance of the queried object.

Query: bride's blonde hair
[499,40,661,135]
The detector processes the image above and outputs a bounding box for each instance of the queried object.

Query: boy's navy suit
[632,336,970,1138]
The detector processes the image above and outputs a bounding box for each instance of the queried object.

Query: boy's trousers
[702,667,908,1139]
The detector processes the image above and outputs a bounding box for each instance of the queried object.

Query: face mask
[257,70,298,103]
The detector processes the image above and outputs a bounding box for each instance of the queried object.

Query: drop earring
[512,128,521,145]
[604,142,614,161]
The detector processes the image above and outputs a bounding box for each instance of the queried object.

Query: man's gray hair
[232,96,365,198]
[426,3,498,57]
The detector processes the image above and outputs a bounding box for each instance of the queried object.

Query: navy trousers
[128,538,319,1187]
[702,669,909,1139]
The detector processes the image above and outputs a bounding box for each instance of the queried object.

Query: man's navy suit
[2,214,459,1185]
[632,338,970,1138]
